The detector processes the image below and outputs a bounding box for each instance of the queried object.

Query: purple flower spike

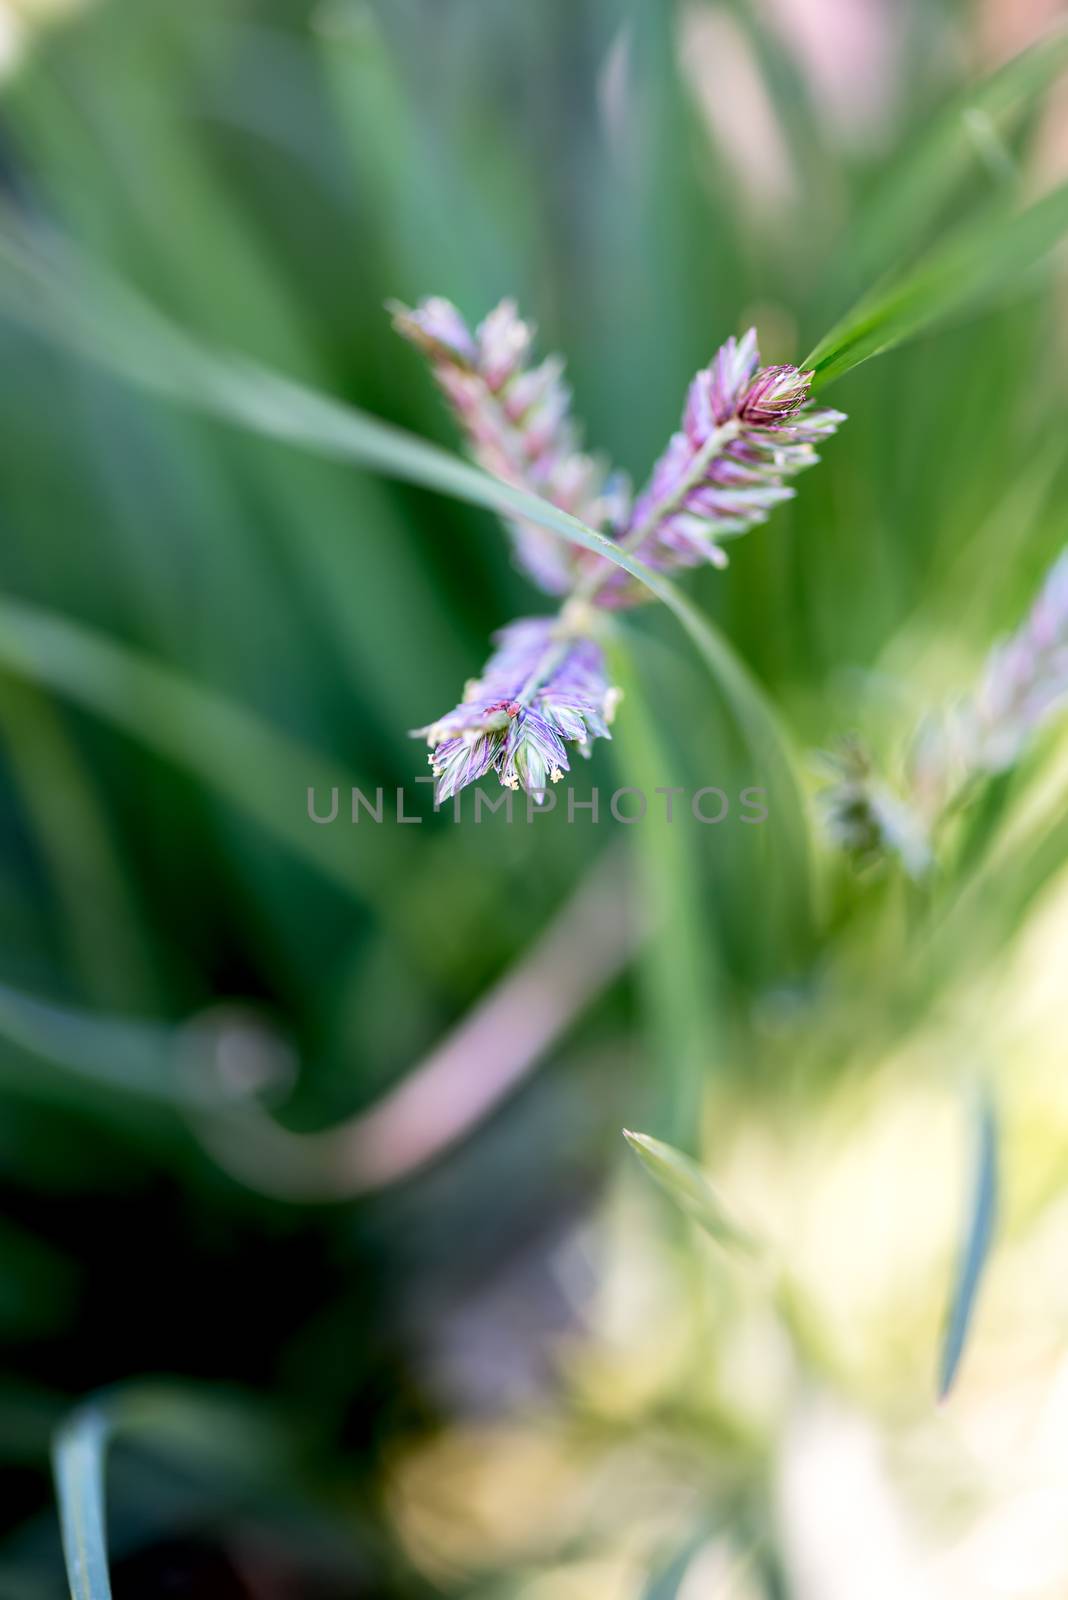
[823,548,1068,878]
[412,616,621,804]
[912,548,1068,816]
[738,364,814,424]
[706,328,759,424]
[392,297,628,595]
[970,550,1068,768]
[594,328,845,606]
[390,297,478,366]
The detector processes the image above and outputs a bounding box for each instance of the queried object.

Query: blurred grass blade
[640,1536,760,1600]
[0,596,388,902]
[0,217,663,583]
[53,1405,111,1600]
[640,596,812,947]
[939,1089,998,1400]
[0,980,179,1105]
[608,647,718,1145]
[640,1532,708,1600]
[853,25,1068,273]
[53,1385,293,1600]
[0,216,810,855]
[623,1129,756,1251]
[806,181,1068,386]
[0,678,156,1010]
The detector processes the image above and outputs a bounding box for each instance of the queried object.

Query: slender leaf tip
[622,1128,757,1253]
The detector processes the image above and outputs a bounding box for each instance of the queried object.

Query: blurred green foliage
[0,1,1067,1596]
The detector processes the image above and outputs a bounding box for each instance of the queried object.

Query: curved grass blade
[0,216,671,586]
[0,217,811,885]
[53,1386,293,1600]
[623,1129,757,1252]
[805,181,1068,388]
[0,980,180,1105]
[852,25,1068,274]
[608,647,718,1145]
[0,595,388,903]
[938,1088,998,1400]
[54,1406,111,1600]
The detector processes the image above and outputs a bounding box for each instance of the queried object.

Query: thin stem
[189,848,638,1200]
[513,423,743,706]
[570,418,741,605]
[621,418,741,556]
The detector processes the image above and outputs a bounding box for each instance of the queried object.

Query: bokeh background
[1,0,1068,1595]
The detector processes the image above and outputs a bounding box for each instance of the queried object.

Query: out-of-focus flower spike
[967,549,1068,771]
[392,296,627,595]
[823,548,1068,876]
[475,300,534,390]
[389,297,477,366]
[412,617,621,804]
[911,548,1068,808]
[816,739,933,880]
[593,327,845,606]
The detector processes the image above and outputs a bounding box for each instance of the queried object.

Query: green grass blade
[0,980,180,1105]
[938,1089,998,1400]
[0,212,704,599]
[53,1406,112,1600]
[806,181,1068,386]
[0,217,653,581]
[641,594,812,948]
[639,1532,708,1600]
[608,646,718,1145]
[852,26,1068,274]
[0,217,810,861]
[0,596,388,903]
[52,1386,294,1600]
[0,678,157,1009]
[623,1129,756,1251]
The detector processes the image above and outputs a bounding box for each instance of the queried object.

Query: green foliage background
[0,1,1067,1595]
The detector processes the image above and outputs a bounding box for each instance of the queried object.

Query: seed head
[392,296,628,595]
[822,549,1068,876]
[412,616,620,803]
[595,328,845,605]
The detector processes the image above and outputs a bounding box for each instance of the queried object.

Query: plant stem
[515,421,742,704]
[571,419,740,604]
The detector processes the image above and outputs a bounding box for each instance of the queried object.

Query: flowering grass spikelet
[414,617,621,803]
[962,549,1068,773]
[397,297,848,807]
[593,329,845,606]
[822,548,1068,876]
[909,550,1068,824]
[392,296,628,595]
[816,739,933,879]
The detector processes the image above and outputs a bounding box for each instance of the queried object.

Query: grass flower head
[414,616,621,803]
[593,329,845,606]
[392,296,628,595]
